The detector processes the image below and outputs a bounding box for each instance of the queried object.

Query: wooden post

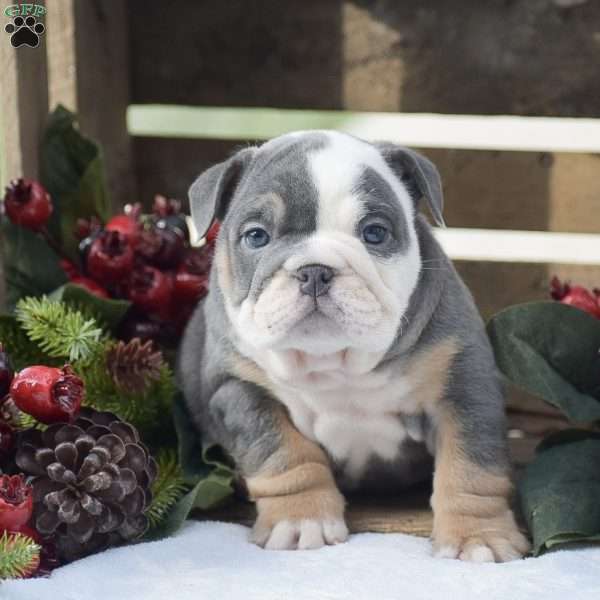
[0,1,49,308]
[0,1,49,184]
[45,0,135,209]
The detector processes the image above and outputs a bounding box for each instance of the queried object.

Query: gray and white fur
[178,131,529,561]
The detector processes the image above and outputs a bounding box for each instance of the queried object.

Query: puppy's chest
[271,355,431,482]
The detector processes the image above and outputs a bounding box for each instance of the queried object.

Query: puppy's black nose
[296,264,334,298]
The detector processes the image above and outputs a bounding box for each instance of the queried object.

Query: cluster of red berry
[550,276,600,319]
[0,347,68,577]
[3,179,218,344]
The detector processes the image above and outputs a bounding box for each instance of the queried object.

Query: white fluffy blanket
[3,521,600,600]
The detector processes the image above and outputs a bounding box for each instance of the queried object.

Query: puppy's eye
[244,227,270,249]
[362,224,388,245]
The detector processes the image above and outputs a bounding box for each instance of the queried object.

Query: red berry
[137,226,185,269]
[205,220,220,245]
[3,179,52,231]
[152,194,181,218]
[74,216,101,241]
[0,474,33,532]
[59,259,79,280]
[174,269,208,304]
[173,249,211,303]
[106,214,141,247]
[550,276,600,318]
[87,230,134,284]
[561,288,600,318]
[129,266,173,317]
[0,345,14,399]
[10,365,84,424]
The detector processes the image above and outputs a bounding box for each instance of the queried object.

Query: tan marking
[229,353,279,398]
[431,412,530,562]
[405,338,460,415]
[215,241,234,297]
[246,409,346,542]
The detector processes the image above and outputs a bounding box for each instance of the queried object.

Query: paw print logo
[5,15,45,48]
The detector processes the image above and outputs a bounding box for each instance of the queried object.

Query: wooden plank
[129,106,600,154]
[45,0,135,209]
[195,487,433,537]
[0,1,49,182]
[194,438,536,537]
[129,0,344,109]
[0,1,49,310]
[133,137,600,233]
[129,1,600,117]
[456,261,600,322]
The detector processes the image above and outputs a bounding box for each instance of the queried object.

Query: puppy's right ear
[188,147,256,239]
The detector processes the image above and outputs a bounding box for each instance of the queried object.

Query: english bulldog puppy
[178,131,530,562]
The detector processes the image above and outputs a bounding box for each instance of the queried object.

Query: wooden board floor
[193,437,539,537]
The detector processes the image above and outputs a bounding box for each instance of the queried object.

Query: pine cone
[15,407,157,562]
[106,338,163,393]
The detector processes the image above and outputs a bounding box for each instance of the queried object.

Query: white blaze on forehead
[306,131,415,234]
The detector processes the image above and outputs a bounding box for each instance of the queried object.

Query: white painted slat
[434,228,600,265]
[128,105,600,153]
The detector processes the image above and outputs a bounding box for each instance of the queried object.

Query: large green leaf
[144,391,235,539]
[40,105,111,262]
[519,431,600,555]
[50,283,131,332]
[1,221,67,309]
[487,301,600,422]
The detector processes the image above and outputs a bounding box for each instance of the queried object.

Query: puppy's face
[190,131,443,358]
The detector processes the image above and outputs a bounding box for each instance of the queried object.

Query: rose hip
[87,230,134,284]
[10,365,84,424]
[3,179,52,231]
[0,474,33,532]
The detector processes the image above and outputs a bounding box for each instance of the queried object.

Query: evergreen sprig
[0,531,40,579]
[78,346,176,443]
[146,449,188,529]
[15,296,104,362]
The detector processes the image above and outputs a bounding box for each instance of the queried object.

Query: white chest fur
[258,348,426,482]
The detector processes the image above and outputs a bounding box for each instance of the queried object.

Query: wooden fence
[2,0,600,457]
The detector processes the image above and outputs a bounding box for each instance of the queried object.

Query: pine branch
[15,296,104,362]
[0,315,53,370]
[146,449,188,529]
[0,531,40,579]
[78,348,175,439]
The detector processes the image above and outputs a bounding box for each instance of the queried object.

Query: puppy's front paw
[432,510,530,562]
[252,517,349,550]
[251,489,348,550]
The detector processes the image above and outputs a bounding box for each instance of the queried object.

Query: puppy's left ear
[376,143,445,227]
[188,147,256,239]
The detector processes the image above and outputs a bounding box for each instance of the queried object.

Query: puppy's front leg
[431,393,530,562]
[208,379,348,550]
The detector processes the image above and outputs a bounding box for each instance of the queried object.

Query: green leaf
[145,460,235,541]
[487,301,600,422]
[172,390,212,484]
[50,283,131,332]
[143,391,236,539]
[40,105,111,262]
[0,220,67,309]
[518,430,600,555]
